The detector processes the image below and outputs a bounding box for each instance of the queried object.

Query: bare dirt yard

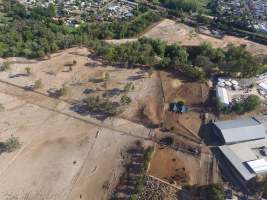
[149,147,190,185]
[148,131,217,188]
[0,47,157,200]
[159,71,210,139]
[0,47,164,126]
[0,91,144,200]
[0,46,213,199]
[107,19,267,55]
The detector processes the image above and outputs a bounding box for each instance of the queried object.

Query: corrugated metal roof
[247,159,267,174]
[219,146,256,181]
[215,118,266,144]
[216,86,229,105]
[259,82,267,91]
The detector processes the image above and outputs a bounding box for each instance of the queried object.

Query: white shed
[216,86,230,105]
[259,82,267,91]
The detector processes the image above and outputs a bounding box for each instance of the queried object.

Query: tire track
[0,79,149,140]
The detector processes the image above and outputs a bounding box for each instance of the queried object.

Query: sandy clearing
[0,46,214,199]
[107,19,267,55]
[148,147,201,186]
[0,47,157,200]
[0,91,143,200]
[0,47,155,138]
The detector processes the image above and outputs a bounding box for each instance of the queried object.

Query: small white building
[216,86,230,105]
[259,82,267,91]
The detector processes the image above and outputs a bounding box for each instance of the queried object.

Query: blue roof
[169,103,188,113]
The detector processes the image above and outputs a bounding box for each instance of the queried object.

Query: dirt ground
[148,147,200,186]
[0,47,211,199]
[0,47,156,200]
[0,47,164,126]
[107,19,267,55]
[159,71,209,138]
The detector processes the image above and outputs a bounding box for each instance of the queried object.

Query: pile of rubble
[138,176,179,200]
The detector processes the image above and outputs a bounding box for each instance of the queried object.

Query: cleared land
[0,46,214,199]
[0,92,145,200]
[148,147,192,186]
[0,48,154,200]
[107,19,267,55]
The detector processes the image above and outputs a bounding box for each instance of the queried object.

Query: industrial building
[213,118,266,144]
[212,117,267,192]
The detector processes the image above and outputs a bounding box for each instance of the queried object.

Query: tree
[57,84,68,97]
[244,95,261,111]
[205,184,224,200]
[83,96,120,116]
[233,95,261,114]
[25,67,31,76]
[123,83,133,93]
[103,72,110,82]
[165,44,188,66]
[177,100,185,107]
[4,136,21,153]
[33,79,42,90]
[1,61,11,71]
[120,95,132,105]
[194,55,217,75]
[223,44,263,77]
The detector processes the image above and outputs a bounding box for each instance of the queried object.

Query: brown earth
[0,47,212,199]
[107,19,267,55]
[0,47,155,200]
[148,147,200,186]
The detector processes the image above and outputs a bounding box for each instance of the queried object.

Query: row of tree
[214,95,261,115]
[79,10,165,39]
[159,0,209,13]
[1,0,266,81]
[93,38,266,80]
[189,42,267,78]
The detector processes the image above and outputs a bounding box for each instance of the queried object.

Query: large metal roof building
[214,118,266,144]
[219,146,256,181]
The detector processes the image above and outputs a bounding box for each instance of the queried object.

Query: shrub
[103,72,110,82]
[205,184,224,200]
[4,136,21,153]
[130,194,138,200]
[233,95,261,114]
[25,67,31,76]
[57,85,68,97]
[0,104,4,112]
[33,79,42,90]
[120,95,132,105]
[83,96,120,116]
[123,83,133,93]
[1,61,10,71]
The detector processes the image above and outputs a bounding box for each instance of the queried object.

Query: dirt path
[0,79,150,140]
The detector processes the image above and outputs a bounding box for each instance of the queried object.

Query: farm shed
[216,86,230,105]
[213,118,266,144]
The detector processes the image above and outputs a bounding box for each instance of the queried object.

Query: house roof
[214,118,266,144]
